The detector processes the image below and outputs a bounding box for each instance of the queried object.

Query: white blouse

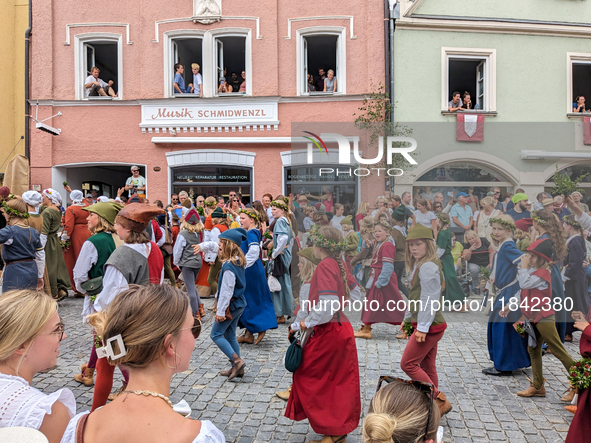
[61,413,226,443]
[0,373,76,431]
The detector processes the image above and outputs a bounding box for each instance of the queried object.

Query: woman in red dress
[354,220,405,340]
[62,190,91,294]
[285,226,360,443]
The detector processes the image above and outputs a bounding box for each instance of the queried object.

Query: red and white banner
[584,117,591,145]
[456,113,484,142]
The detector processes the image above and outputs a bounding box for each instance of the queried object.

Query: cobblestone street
[35,296,577,443]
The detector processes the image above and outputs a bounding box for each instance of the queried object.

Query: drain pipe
[384,0,391,120]
[24,0,32,160]
[389,0,399,125]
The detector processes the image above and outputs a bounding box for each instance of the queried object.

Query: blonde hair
[480,196,495,208]
[218,238,246,267]
[87,285,188,368]
[341,223,354,232]
[191,63,200,70]
[4,199,28,224]
[363,380,440,443]
[375,197,388,207]
[304,206,314,216]
[212,217,230,228]
[240,208,261,228]
[181,219,204,234]
[464,230,478,241]
[405,238,438,274]
[0,290,57,374]
[91,215,116,235]
[492,213,515,233]
[298,256,317,282]
[333,203,344,213]
[513,228,527,241]
[315,226,350,300]
[357,201,370,214]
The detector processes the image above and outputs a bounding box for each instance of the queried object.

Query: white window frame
[567,52,591,114]
[74,33,123,100]
[211,29,252,97]
[163,30,206,98]
[296,27,347,96]
[441,47,496,112]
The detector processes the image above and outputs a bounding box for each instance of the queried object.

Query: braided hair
[316,226,350,300]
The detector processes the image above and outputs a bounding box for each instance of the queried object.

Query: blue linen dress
[271,217,293,317]
[239,229,278,333]
[0,225,43,291]
[486,239,530,371]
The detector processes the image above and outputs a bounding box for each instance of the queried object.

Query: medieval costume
[436,223,465,304]
[23,190,51,295]
[62,190,91,291]
[270,201,294,320]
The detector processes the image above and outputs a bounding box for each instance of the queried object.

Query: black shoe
[482,367,512,376]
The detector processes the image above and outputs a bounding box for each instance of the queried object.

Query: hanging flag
[456,113,484,142]
[584,117,591,145]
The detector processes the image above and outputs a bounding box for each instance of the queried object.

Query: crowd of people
[0,181,591,443]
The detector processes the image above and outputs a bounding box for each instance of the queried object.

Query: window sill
[441,110,497,116]
[217,93,249,97]
[567,113,591,119]
[305,92,341,96]
[85,96,116,101]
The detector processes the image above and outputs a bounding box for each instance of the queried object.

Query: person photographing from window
[218,76,233,93]
[125,166,146,200]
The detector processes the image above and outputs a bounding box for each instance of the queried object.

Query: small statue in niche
[193,0,221,24]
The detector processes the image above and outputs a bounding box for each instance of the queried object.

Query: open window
[171,37,203,96]
[214,36,246,95]
[571,62,591,113]
[303,35,339,94]
[442,48,496,112]
[82,41,119,99]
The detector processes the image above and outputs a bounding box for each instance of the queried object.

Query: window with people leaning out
[447,58,486,111]
[304,34,339,94]
[572,62,591,113]
[83,42,118,99]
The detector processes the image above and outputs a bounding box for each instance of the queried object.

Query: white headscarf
[70,190,84,204]
[97,196,110,202]
[42,188,62,206]
[22,190,43,208]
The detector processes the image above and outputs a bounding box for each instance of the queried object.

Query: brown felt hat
[115,203,165,232]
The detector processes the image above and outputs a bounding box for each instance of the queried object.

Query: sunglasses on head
[181,317,202,339]
[377,376,434,440]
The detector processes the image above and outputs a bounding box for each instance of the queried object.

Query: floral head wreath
[563,216,582,229]
[530,210,546,225]
[437,213,450,225]
[204,200,217,207]
[489,217,515,231]
[195,206,205,216]
[374,220,392,231]
[239,208,260,222]
[1,201,30,219]
[270,200,289,212]
[309,225,346,253]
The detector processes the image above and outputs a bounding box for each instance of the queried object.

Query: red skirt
[566,387,591,443]
[361,275,405,325]
[285,316,360,436]
[196,261,211,297]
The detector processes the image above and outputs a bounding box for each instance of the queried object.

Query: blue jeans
[210,306,244,360]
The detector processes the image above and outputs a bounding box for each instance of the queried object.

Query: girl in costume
[195,196,217,298]
[435,213,467,311]
[206,207,230,296]
[71,201,123,387]
[66,285,225,443]
[340,215,359,273]
[61,190,91,295]
[270,199,294,324]
[90,203,165,411]
[0,198,44,292]
[173,208,204,319]
[41,189,71,300]
[23,190,51,295]
[236,208,278,345]
[194,228,248,380]
[562,214,589,342]
[354,220,404,340]
[531,209,568,343]
[500,238,574,398]
[285,226,360,443]
[351,216,375,288]
[483,213,530,376]
[400,223,452,416]
[0,290,75,442]
[391,205,409,298]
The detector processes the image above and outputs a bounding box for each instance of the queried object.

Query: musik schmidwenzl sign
[139,99,279,131]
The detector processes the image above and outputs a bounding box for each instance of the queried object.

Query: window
[284,166,357,210]
[297,28,346,96]
[171,37,203,96]
[568,53,591,113]
[171,166,252,204]
[75,34,122,100]
[214,36,246,95]
[442,48,496,112]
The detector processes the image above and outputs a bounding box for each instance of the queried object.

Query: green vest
[87,232,116,280]
[408,259,446,326]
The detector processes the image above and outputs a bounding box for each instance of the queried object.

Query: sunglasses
[377,376,434,440]
[181,317,202,339]
[42,321,65,341]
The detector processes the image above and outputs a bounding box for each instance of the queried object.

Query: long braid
[335,256,351,300]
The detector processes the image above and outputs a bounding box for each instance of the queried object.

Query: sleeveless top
[324,77,335,92]
[61,413,226,443]
[477,209,500,244]
[0,373,76,430]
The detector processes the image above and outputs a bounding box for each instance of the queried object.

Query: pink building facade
[29,0,385,207]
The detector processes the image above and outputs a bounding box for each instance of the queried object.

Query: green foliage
[479,266,491,281]
[568,358,591,390]
[402,320,414,337]
[552,166,589,197]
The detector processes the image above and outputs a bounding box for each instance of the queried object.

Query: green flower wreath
[530,210,546,225]
[1,201,30,219]
[270,200,289,212]
[437,213,450,225]
[563,216,581,229]
[309,225,346,253]
[195,206,205,216]
[374,220,392,231]
[489,217,515,231]
[239,209,260,222]
[204,200,216,207]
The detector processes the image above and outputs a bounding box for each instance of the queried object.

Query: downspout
[384,0,391,121]
[24,0,32,160]
[389,0,399,125]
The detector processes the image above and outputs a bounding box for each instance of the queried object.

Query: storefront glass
[172,166,252,204]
